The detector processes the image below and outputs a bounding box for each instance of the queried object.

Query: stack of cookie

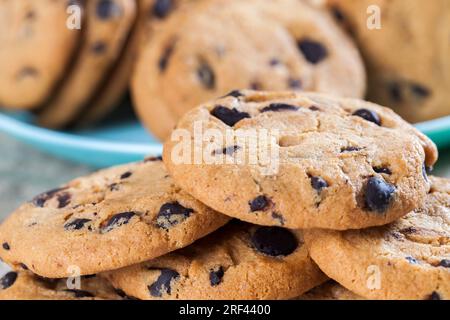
[1,90,449,300]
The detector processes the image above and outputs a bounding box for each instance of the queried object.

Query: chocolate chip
[269,58,281,66]
[32,187,67,207]
[209,266,224,286]
[271,212,285,226]
[249,196,271,212]
[310,176,328,192]
[144,156,163,162]
[64,289,94,298]
[429,291,441,300]
[223,90,244,98]
[298,39,328,64]
[261,103,299,113]
[57,193,71,208]
[19,263,28,270]
[364,177,395,213]
[411,84,431,98]
[341,146,361,153]
[211,106,250,126]
[96,0,120,20]
[64,219,92,231]
[331,6,345,22]
[288,78,302,89]
[439,259,450,268]
[197,61,215,89]
[213,145,240,156]
[91,41,107,54]
[152,0,173,19]
[353,109,381,126]
[406,256,418,264]
[148,269,179,297]
[400,226,417,234]
[2,243,10,251]
[388,83,403,102]
[109,183,120,191]
[373,167,392,175]
[0,272,17,290]
[158,44,174,72]
[156,202,193,229]
[120,171,132,180]
[309,105,320,111]
[250,82,262,90]
[101,212,136,233]
[251,227,298,257]
[17,67,38,80]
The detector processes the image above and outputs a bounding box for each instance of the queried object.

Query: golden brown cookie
[132,0,366,140]
[0,159,229,278]
[163,90,437,230]
[103,221,327,300]
[297,281,364,300]
[327,0,450,123]
[305,176,450,300]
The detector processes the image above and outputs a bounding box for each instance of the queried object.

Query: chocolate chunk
[298,39,328,64]
[341,146,361,153]
[19,263,28,270]
[57,193,71,208]
[406,256,418,264]
[158,44,174,72]
[429,291,441,300]
[213,145,240,156]
[156,202,193,229]
[331,6,345,22]
[309,105,321,111]
[223,90,244,98]
[64,219,92,231]
[109,183,120,191]
[209,266,224,286]
[96,0,120,20]
[388,83,403,102]
[0,272,17,290]
[310,176,328,192]
[144,156,163,162]
[120,171,132,180]
[288,78,302,89]
[249,196,271,212]
[197,62,215,89]
[250,82,262,90]
[251,227,298,257]
[64,289,94,298]
[211,106,250,126]
[353,109,381,126]
[91,41,107,54]
[271,212,285,226]
[17,67,38,80]
[411,84,431,98]
[32,187,67,207]
[261,103,299,113]
[148,269,179,297]
[101,212,136,233]
[269,58,281,66]
[2,243,10,251]
[373,167,392,175]
[152,0,173,19]
[439,259,450,268]
[364,177,395,213]
[399,226,417,234]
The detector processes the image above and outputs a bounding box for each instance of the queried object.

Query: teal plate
[0,110,449,168]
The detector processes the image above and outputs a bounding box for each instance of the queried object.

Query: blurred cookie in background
[328,0,450,123]
[132,0,366,140]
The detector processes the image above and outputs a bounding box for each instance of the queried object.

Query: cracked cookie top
[304,176,450,300]
[0,159,229,278]
[163,90,438,230]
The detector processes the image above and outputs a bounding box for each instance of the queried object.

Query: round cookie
[37,0,137,128]
[327,0,450,123]
[0,0,83,110]
[305,176,450,300]
[297,281,364,300]
[0,271,121,300]
[132,0,366,140]
[0,159,230,278]
[103,221,327,300]
[163,90,438,230]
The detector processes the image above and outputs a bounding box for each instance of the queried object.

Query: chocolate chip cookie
[163,90,438,230]
[305,176,450,300]
[0,159,229,278]
[328,0,450,123]
[0,271,121,300]
[297,281,364,300]
[0,0,83,110]
[103,221,327,300]
[133,0,366,140]
[37,0,137,128]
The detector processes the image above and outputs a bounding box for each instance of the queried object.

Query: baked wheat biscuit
[37,0,137,128]
[327,0,450,123]
[0,0,83,109]
[305,176,450,300]
[0,159,229,278]
[0,271,121,300]
[103,221,327,300]
[132,0,365,140]
[163,90,437,230]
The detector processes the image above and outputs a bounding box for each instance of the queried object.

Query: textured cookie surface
[133,0,366,140]
[37,0,137,128]
[0,0,83,109]
[103,221,327,300]
[305,176,450,300]
[164,90,437,230]
[328,0,450,122]
[0,271,121,300]
[0,159,229,278]
[297,281,364,300]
